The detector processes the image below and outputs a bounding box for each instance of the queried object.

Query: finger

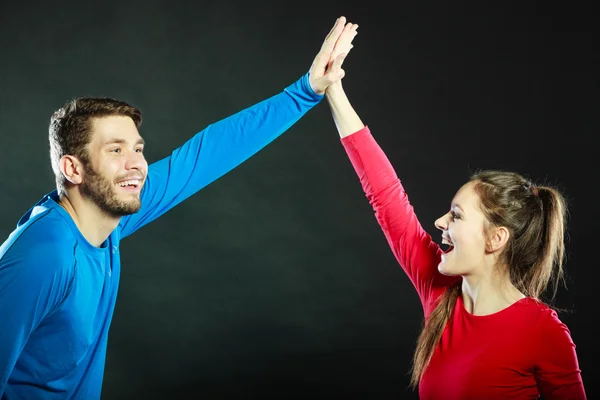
[325,53,347,82]
[311,53,347,93]
[320,16,346,53]
[322,17,345,48]
[340,23,358,38]
[329,23,358,66]
[327,43,353,70]
[343,22,358,35]
[331,53,347,71]
[310,17,350,82]
[323,18,339,41]
[334,24,358,52]
[338,23,358,51]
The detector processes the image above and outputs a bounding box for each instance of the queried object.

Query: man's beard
[81,164,142,216]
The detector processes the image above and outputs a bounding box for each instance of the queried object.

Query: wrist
[325,81,344,98]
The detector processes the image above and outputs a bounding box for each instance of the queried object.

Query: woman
[325,23,586,399]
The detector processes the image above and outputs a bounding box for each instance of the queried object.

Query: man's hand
[330,21,358,69]
[309,16,359,95]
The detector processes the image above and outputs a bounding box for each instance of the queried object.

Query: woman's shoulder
[516,298,574,336]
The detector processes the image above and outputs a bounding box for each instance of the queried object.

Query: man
[0,16,357,399]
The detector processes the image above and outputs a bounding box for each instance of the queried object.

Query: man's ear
[60,155,84,185]
[486,226,510,253]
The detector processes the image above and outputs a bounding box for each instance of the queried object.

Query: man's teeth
[118,180,140,187]
[442,239,453,246]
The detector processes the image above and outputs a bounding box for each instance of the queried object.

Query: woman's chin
[437,262,457,276]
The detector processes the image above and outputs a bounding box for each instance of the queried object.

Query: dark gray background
[1,0,597,398]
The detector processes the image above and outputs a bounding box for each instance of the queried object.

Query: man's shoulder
[1,205,76,271]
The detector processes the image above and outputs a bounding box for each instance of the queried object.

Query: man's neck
[58,193,121,248]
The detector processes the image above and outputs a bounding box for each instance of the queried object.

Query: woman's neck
[461,271,525,316]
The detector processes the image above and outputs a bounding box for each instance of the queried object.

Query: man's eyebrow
[103,137,145,146]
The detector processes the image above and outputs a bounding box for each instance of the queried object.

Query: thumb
[332,53,347,70]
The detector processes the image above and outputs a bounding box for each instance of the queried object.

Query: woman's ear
[486,226,510,253]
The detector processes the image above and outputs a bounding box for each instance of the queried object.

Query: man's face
[81,116,148,216]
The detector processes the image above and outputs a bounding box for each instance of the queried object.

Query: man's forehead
[90,116,141,142]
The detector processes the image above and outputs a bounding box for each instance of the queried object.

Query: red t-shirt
[340,126,586,399]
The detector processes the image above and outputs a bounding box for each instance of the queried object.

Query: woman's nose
[434,213,448,231]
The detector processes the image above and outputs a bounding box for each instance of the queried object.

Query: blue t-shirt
[0,73,322,399]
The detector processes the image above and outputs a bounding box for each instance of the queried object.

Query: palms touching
[309,16,359,95]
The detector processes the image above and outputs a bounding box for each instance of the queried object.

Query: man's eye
[451,211,460,220]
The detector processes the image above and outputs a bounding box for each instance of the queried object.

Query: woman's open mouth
[442,237,454,254]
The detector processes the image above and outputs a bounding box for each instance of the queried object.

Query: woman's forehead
[452,182,479,209]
